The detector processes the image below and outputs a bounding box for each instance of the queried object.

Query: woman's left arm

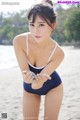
[40,45,64,78]
[31,45,64,89]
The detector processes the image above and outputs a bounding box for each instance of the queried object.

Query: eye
[39,24,45,26]
[29,24,34,26]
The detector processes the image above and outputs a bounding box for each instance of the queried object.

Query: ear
[51,21,57,29]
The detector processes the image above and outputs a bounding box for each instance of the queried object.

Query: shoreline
[1,40,80,47]
[1,44,80,47]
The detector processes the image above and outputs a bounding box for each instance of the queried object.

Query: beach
[0,46,80,120]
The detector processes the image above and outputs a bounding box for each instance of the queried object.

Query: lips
[35,36,41,38]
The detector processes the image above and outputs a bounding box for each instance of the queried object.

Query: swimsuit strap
[26,32,28,56]
[47,42,58,63]
[26,32,58,65]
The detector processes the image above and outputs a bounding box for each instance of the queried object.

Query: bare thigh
[44,83,63,120]
[23,90,41,120]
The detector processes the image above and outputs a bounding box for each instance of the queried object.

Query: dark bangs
[27,4,56,27]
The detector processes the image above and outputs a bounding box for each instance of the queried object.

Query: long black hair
[27,0,56,28]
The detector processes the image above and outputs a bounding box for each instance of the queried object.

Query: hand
[31,73,51,89]
[23,70,36,84]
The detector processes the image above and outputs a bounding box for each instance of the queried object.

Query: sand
[0,46,80,120]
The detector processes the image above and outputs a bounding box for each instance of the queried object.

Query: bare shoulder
[51,39,65,59]
[13,32,27,47]
[13,32,29,71]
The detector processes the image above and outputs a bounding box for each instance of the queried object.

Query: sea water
[0,45,18,70]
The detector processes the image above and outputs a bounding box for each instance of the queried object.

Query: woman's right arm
[13,35,35,83]
[13,35,29,72]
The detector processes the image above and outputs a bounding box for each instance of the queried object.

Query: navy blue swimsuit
[23,33,62,95]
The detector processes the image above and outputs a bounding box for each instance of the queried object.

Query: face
[28,15,53,42]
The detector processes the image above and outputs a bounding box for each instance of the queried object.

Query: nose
[34,26,40,34]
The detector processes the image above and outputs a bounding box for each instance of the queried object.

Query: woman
[13,0,64,120]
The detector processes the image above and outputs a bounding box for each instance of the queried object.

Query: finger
[26,71,34,77]
[32,78,37,84]
[34,75,39,83]
[25,72,33,83]
[37,74,46,82]
[44,74,51,79]
[25,71,31,79]
[42,74,51,80]
[30,72,36,83]
[37,74,43,83]
[29,76,34,83]
[39,74,47,82]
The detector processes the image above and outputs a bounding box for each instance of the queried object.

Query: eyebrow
[29,22,45,23]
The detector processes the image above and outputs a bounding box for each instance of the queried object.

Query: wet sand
[0,46,80,120]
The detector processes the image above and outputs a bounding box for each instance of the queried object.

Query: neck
[34,37,51,48]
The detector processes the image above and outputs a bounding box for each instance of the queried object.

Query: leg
[44,83,63,120]
[23,90,41,120]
